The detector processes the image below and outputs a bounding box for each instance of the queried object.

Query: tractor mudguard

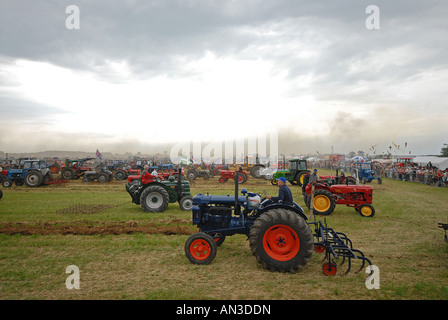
[256,202,308,221]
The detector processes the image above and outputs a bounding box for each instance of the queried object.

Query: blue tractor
[1,159,52,187]
[184,175,373,275]
[355,162,382,184]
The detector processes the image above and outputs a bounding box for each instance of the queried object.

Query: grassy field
[0,169,447,300]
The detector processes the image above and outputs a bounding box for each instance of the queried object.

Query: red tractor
[304,181,375,217]
[60,158,94,180]
[218,170,248,184]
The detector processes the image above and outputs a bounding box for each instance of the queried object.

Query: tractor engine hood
[193,193,246,206]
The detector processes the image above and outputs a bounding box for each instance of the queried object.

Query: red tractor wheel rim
[323,262,337,276]
[238,174,244,182]
[263,225,300,261]
[189,239,211,261]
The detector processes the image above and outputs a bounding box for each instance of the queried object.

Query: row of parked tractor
[0,157,273,187]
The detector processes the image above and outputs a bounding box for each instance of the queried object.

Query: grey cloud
[1,0,447,155]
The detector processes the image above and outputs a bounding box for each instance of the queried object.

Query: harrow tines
[312,220,373,276]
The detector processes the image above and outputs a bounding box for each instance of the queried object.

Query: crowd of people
[382,163,448,187]
[307,160,448,187]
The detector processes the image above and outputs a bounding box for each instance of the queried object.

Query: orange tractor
[218,170,248,184]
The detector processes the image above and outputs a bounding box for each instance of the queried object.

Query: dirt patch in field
[0,221,194,236]
[56,204,114,214]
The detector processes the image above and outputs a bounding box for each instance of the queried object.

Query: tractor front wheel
[2,179,12,188]
[140,185,170,212]
[358,204,375,218]
[185,232,217,265]
[249,208,314,273]
[179,196,193,211]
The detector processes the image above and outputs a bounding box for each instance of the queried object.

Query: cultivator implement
[308,219,373,276]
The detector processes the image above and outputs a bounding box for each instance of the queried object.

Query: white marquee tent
[412,156,448,170]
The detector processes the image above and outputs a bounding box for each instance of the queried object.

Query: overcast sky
[1,0,447,158]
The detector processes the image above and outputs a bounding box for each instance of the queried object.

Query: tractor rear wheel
[237,173,246,184]
[341,176,356,185]
[250,164,264,178]
[185,232,217,265]
[249,208,314,273]
[310,189,336,216]
[25,171,43,187]
[114,170,127,180]
[140,185,170,212]
[61,168,74,180]
[295,171,306,186]
[97,173,108,183]
[186,169,198,180]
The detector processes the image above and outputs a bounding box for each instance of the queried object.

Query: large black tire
[140,185,170,212]
[61,168,74,180]
[185,232,217,265]
[0,189,3,199]
[25,171,43,187]
[341,176,356,185]
[250,164,264,178]
[237,173,246,184]
[295,171,307,186]
[310,189,336,216]
[97,173,108,183]
[249,208,314,273]
[114,170,127,180]
[186,169,198,180]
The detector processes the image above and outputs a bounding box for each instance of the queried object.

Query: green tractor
[126,172,193,212]
[271,158,309,186]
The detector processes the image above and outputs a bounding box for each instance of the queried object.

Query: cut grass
[0,171,447,300]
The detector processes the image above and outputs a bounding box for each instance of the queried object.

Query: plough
[309,218,373,276]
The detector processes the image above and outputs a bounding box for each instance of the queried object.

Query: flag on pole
[392,141,399,150]
[96,149,102,160]
[180,155,192,165]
